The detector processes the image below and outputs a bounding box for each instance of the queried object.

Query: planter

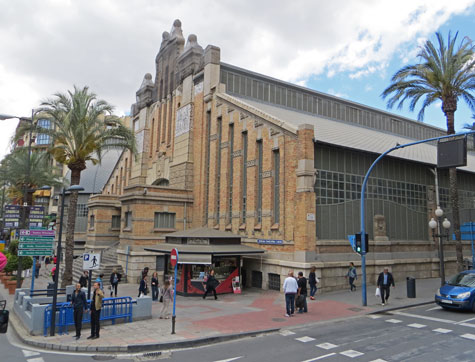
[6,280,17,295]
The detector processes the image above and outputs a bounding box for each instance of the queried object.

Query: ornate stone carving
[373,214,389,241]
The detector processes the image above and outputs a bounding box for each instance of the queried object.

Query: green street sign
[19,236,54,242]
[18,249,53,256]
[19,243,54,249]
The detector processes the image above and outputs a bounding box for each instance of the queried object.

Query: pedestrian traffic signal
[355,233,369,255]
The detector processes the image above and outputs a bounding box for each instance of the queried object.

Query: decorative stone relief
[262,171,272,178]
[232,150,242,158]
[373,214,389,241]
[220,142,228,149]
[194,81,203,95]
[209,134,218,141]
[247,159,257,167]
[175,104,192,137]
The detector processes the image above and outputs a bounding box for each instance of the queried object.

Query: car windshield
[447,273,475,287]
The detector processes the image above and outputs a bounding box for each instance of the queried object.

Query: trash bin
[406,277,416,298]
[47,282,55,297]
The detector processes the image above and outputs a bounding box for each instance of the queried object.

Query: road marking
[22,350,40,357]
[367,315,381,319]
[369,359,388,362]
[280,329,296,336]
[433,328,452,334]
[461,333,475,341]
[27,358,44,362]
[458,323,475,329]
[340,350,364,358]
[213,357,243,362]
[296,336,316,343]
[392,311,457,324]
[457,317,475,324]
[426,306,442,311]
[407,323,426,329]
[316,342,338,350]
[301,353,337,362]
[385,319,402,324]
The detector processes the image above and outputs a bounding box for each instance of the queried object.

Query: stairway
[60,242,126,287]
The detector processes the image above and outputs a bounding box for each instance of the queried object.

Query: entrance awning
[179,253,212,264]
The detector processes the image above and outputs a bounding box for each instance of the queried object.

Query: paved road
[165,304,475,362]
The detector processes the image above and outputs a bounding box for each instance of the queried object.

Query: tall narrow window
[215,117,223,225]
[256,140,263,224]
[242,132,248,223]
[204,111,211,225]
[125,211,132,229]
[150,118,155,157]
[273,150,280,224]
[228,123,234,222]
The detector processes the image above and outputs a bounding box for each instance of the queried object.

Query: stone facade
[86,19,473,292]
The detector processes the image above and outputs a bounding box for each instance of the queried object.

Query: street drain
[272,318,286,322]
[143,352,162,358]
[348,307,364,312]
[92,356,116,361]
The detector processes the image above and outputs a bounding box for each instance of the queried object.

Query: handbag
[375,287,381,297]
[296,295,305,308]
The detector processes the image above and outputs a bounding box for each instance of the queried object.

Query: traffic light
[355,233,369,255]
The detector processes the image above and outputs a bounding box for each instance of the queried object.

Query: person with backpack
[346,262,357,292]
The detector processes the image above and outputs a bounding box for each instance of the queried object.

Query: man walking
[346,262,357,291]
[283,271,298,317]
[297,272,308,313]
[71,283,87,339]
[88,282,103,339]
[79,270,88,288]
[377,268,395,306]
[203,269,219,300]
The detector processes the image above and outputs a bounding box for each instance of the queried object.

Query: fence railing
[43,296,134,336]
[30,288,66,298]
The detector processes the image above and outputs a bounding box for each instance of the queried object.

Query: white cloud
[327,89,348,99]
[0,0,474,160]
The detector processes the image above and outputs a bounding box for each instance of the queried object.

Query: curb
[9,311,279,353]
[368,300,434,314]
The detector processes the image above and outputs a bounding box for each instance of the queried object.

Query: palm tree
[1,149,63,205]
[25,86,136,287]
[382,32,475,272]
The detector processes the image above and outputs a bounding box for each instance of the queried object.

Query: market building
[85,19,475,292]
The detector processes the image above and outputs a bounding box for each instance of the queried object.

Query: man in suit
[377,268,395,306]
[88,282,104,339]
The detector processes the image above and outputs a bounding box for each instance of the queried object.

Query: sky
[0,0,474,161]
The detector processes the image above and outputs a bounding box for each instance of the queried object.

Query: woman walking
[151,272,160,301]
[109,269,121,297]
[346,262,357,291]
[308,266,319,300]
[160,280,173,319]
[138,275,149,297]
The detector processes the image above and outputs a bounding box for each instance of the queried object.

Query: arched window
[152,178,170,187]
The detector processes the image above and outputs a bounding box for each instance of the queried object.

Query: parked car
[435,270,475,312]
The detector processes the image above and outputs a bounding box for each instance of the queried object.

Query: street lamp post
[0,111,35,288]
[429,206,451,287]
[50,185,84,336]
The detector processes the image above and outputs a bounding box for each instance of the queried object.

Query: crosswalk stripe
[213,357,243,362]
[385,319,402,324]
[367,315,381,319]
[392,311,456,324]
[461,333,475,341]
[27,358,44,362]
[369,359,388,362]
[22,350,40,358]
[280,330,296,336]
[407,323,426,329]
[340,350,364,358]
[301,353,336,362]
[316,342,338,350]
[296,336,316,343]
[433,328,452,334]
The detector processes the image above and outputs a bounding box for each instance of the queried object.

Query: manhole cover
[348,307,364,312]
[272,318,286,322]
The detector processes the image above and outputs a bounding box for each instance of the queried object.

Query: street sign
[18,250,54,256]
[19,236,54,242]
[83,253,101,270]
[20,229,55,237]
[19,243,53,249]
[4,205,20,228]
[171,248,178,267]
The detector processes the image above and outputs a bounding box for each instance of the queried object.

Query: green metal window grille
[242,132,248,223]
[256,140,263,223]
[215,117,223,225]
[228,123,234,222]
[273,150,280,224]
[154,212,176,229]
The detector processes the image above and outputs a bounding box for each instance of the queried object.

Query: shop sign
[257,239,283,245]
[188,238,210,245]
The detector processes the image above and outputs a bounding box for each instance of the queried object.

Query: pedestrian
[346,262,357,291]
[45,256,51,271]
[53,255,57,264]
[308,266,319,300]
[203,269,218,300]
[35,259,41,279]
[87,282,103,340]
[79,270,88,288]
[377,267,395,306]
[283,271,298,317]
[297,272,308,313]
[138,275,149,297]
[151,272,160,301]
[51,266,56,282]
[109,269,121,297]
[96,274,104,291]
[142,266,149,279]
[71,283,87,340]
[160,280,173,319]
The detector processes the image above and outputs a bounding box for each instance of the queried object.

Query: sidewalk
[2,272,440,353]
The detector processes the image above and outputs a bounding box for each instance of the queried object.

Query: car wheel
[441,306,450,311]
[472,302,475,313]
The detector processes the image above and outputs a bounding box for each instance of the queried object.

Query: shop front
[145,228,264,296]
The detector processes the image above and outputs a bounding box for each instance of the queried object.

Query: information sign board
[83,253,101,270]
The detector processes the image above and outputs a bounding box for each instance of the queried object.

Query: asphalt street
[2,303,475,361]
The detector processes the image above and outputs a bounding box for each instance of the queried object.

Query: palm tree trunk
[61,168,81,288]
[444,103,464,272]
